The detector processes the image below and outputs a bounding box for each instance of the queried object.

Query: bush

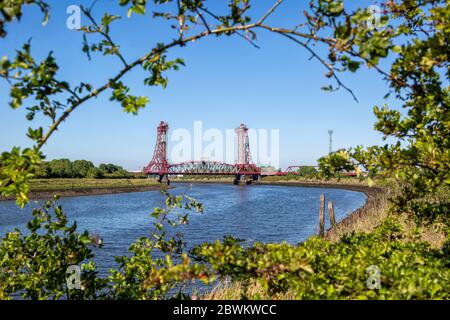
[0,192,210,300]
[297,166,318,178]
[191,218,450,299]
[34,159,130,179]
[86,167,104,179]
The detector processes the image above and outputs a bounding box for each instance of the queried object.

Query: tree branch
[194,7,211,33]
[80,6,129,68]
[37,23,262,148]
[257,0,284,25]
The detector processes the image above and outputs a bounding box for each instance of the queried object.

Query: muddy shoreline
[0,185,170,202]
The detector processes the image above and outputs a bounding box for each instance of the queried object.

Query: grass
[324,188,390,242]
[28,178,161,191]
[202,280,296,300]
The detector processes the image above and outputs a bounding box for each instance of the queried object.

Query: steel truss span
[164,161,261,175]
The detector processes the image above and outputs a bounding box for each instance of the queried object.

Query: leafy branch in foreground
[108,189,211,300]
[1,0,449,301]
[315,1,450,222]
[0,190,210,299]
[0,195,101,299]
[0,0,50,38]
[191,218,450,299]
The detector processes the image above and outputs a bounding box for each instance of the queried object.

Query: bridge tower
[236,123,253,165]
[234,123,259,184]
[143,121,170,184]
[144,121,261,185]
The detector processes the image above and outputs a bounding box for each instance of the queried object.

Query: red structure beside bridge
[143,121,303,184]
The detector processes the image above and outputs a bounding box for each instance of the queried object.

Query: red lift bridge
[143,121,305,185]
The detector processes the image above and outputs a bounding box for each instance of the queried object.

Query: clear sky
[0,0,398,170]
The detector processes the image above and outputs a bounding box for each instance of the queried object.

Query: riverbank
[0,178,169,201]
[255,180,388,240]
[202,181,448,300]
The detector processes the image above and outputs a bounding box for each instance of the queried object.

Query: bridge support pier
[252,174,261,182]
[234,174,261,185]
[158,174,170,185]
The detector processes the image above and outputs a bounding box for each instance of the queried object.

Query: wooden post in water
[328,199,336,229]
[319,194,325,237]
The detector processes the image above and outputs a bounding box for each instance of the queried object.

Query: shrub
[192,218,450,299]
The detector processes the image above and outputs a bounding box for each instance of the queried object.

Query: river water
[0,183,366,274]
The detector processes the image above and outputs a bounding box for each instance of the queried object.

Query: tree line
[35,159,132,179]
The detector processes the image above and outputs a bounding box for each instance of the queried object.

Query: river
[0,183,366,274]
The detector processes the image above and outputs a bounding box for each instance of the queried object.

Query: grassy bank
[28,178,161,191]
[0,178,167,201]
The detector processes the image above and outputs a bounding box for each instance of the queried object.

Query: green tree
[48,159,73,178]
[99,163,119,174]
[98,163,130,178]
[297,166,318,177]
[308,0,449,221]
[34,161,50,178]
[318,150,355,180]
[72,160,95,178]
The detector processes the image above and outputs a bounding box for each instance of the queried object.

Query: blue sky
[0,0,397,170]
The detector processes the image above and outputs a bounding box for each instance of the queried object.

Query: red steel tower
[143,121,169,179]
[234,123,260,184]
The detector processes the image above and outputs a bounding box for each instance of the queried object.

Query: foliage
[0,191,211,299]
[0,146,44,207]
[318,150,355,180]
[0,195,102,299]
[47,159,74,178]
[192,218,450,299]
[1,0,449,300]
[72,160,95,178]
[313,1,450,221]
[0,0,49,38]
[297,166,318,178]
[86,167,103,179]
[32,159,131,179]
[98,163,130,178]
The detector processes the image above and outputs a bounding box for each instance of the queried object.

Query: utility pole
[328,130,334,154]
